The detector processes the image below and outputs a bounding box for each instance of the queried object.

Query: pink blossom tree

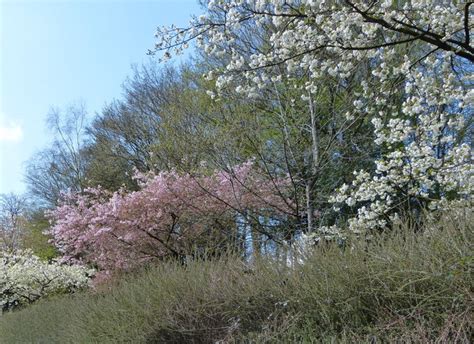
[48,161,293,273]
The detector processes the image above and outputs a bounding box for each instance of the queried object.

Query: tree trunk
[306,92,319,233]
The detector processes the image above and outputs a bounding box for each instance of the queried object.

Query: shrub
[0,250,92,311]
[0,211,472,343]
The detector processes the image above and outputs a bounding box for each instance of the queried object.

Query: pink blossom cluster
[48,161,292,273]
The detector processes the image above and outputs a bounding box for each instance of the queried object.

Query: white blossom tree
[152,0,473,235]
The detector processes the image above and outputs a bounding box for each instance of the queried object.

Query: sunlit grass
[0,211,472,343]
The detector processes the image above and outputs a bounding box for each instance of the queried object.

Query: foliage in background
[21,210,58,261]
[0,193,28,251]
[25,104,89,207]
[0,193,57,260]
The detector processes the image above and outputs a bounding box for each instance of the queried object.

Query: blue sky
[0,0,201,195]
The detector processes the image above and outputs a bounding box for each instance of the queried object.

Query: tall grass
[0,211,472,343]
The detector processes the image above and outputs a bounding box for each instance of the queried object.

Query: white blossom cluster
[153,1,469,94]
[153,1,473,233]
[331,53,473,232]
[0,250,92,310]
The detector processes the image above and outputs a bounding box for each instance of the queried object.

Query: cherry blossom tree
[48,161,293,273]
[151,0,473,235]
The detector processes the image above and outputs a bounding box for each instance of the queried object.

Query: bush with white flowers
[0,250,92,311]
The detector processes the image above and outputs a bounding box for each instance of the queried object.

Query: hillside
[1,213,472,343]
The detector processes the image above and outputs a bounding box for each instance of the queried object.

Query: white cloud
[0,122,23,143]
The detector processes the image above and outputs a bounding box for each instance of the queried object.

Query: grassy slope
[0,212,472,343]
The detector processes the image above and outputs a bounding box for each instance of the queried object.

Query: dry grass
[0,210,472,343]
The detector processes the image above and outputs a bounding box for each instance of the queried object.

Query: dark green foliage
[1,213,471,343]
